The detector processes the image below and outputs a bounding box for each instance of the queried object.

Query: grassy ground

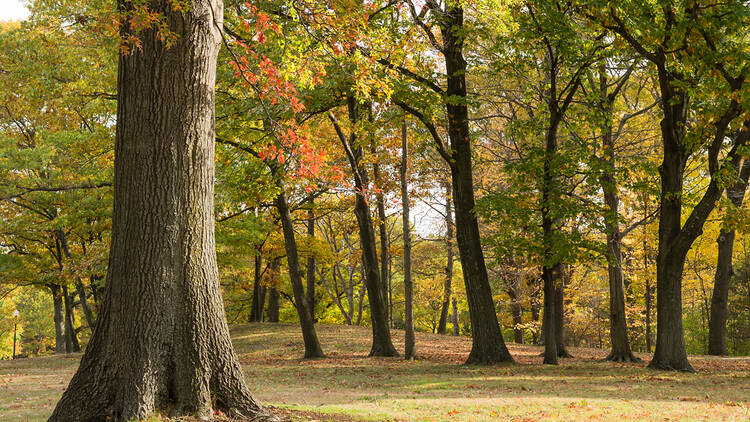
[0,323,748,421]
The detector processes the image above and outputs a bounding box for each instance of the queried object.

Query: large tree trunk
[440,6,512,365]
[400,120,416,360]
[649,66,694,371]
[48,284,66,354]
[708,159,750,355]
[330,96,397,357]
[275,181,325,358]
[62,285,80,353]
[306,206,316,321]
[437,181,453,335]
[48,1,276,418]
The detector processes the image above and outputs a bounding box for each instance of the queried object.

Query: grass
[0,323,748,421]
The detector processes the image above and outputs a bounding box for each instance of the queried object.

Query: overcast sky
[1,0,30,21]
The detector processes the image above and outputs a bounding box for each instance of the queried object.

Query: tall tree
[49,0,276,419]
[328,96,398,357]
[306,206,317,321]
[400,119,416,359]
[274,177,326,358]
[437,181,454,335]
[394,0,514,364]
[709,157,750,355]
[587,0,750,370]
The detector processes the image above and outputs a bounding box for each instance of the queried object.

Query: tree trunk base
[303,350,326,359]
[647,359,695,372]
[369,343,399,357]
[465,347,514,365]
[605,350,642,363]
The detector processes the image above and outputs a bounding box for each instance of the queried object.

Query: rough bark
[306,207,316,321]
[329,96,397,357]
[48,2,276,418]
[48,284,67,354]
[401,120,416,360]
[437,181,453,335]
[440,5,512,365]
[275,181,325,358]
[708,159,750,355]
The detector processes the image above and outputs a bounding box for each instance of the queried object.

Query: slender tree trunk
[330,96,397,357]
[440,7,512,364]
[49,284,66,354]
[372,124,391,327]
[507,275,524,344]
[275,181,325,358]
[708,159,750,355]
[598,69,638,362]
[49,2,276,418]
[437,181,453,335]
[62,285,80,353]
[542,264,559,364]
[541,104,561,364]
[306,206,316,321]
[452,296,459,336]
[643,200,653,353]
[531,293,541,345]
[266,258,281,323]
[555,280,571,358]
[249,246,265,322]
[400,120,416,360]
[56,229,97,331]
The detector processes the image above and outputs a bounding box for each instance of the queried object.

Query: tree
[437,181,454,335]
[400,119,416,359]
[586,0,750,371]
[49,0,276,419]
[329,97,398,357]
[393,0,514,364]
[709,157,750,355]
[274,175,326,358]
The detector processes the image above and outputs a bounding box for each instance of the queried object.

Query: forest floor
[0,323,748,421]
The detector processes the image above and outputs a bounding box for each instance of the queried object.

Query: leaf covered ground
[0,323,748,421]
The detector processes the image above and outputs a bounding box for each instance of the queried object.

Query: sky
[1,0,30,21]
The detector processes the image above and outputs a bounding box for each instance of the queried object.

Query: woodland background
[1,0,749,364]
